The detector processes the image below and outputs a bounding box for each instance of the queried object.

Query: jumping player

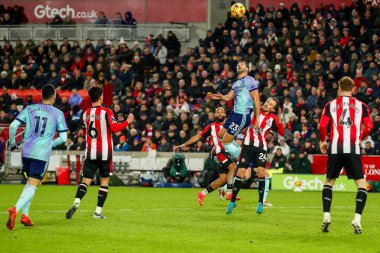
[177,107,238,206]
[6,84,68,230]
[65,86,134,219]
[210,60,261,160]
[319,77,373,234]
[226,97,284,215]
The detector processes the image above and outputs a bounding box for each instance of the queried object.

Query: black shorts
[212,152,231,175]
[82,159,113,179]
[238,145,267,169]
[22,157,49,180]
[327,154,363,180]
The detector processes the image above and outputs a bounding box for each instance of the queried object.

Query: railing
[0,24,191,42]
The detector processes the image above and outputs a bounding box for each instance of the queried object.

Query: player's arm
[272,109,285,136]
[52,111,68,148]
[318,103,331,154]
[210,90,234,102]
[8,109,27,150]
[249,79,261,129]
[107,111,134,133]
[177,125,211,150]
[360,103,373,140]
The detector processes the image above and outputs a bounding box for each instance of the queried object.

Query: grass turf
[0,185,379,253]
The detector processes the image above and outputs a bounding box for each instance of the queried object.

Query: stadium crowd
[0,1,380,169]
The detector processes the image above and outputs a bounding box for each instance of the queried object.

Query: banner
[272,174,358,192]
[1,0,207,23]
[248,0,352,9]
[311,155,380,182]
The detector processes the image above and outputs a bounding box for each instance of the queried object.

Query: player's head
[42,84,56,104]
[338,76,355,93]
[214,107,226,123]
[237,60,249,75]
[89,86,104,104]
[262,97,279,113]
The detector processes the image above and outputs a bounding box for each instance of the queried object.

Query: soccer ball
[230,3,246,19]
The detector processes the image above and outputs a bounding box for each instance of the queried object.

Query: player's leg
[93,160,113,219]
[94,177,109,219]
[321,154,341,232]
[347,155,367,234]
[7,158,45,230]
[226,167,246,214]
[256,166,266,214]
[66,159,94,219]
[263,169,272,207]
[198,173,227,206]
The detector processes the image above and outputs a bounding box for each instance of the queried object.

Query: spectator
[124,11,137,26]
[95,11,108,25]
[154,40,168,64]
[270,148,287,170]
[63,15,76,25]
[273,137,290,156]
[141,138,156,152]
[114,135,129,151]
[292,152,312,174]
[157,136,172,152]
[71,136,86,151]
[50,15,63,26]
[68,88,83,106]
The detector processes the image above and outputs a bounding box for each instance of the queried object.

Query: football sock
[74,183,88,205]
[201,185,214,196]
[322,185,333,213]
[227,183,233,194]
[231,176,243,202]
[355,188,367,216]
[223,141,241,160]
[96,186,109,213]
[263,177,270,202]
[258,178,265,203]
[20,183,32,216]
[15,184,37,213]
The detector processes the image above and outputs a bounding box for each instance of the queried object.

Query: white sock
[323,212,331,221]
[74,198,81,206]
[201,189,209,196]
[95,206,103,214]
[354,213,361,223]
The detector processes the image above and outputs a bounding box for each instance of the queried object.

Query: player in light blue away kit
[6,84,68,230]
[210,60,261,159]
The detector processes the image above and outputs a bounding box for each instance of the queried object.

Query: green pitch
[0,185,379,253]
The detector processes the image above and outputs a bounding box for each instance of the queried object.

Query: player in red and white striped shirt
[227,97,284,215]
[319,77,373,234]
[177,107,238,206]
[66,86,134,219]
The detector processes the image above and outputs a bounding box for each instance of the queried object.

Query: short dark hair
[89,86,104,102]
[339,76,355,91]
[42,84,56,100]
[238,59,249,67]
[269,97,280,111]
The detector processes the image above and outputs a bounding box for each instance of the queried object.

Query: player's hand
[319,140,328,154]
[126,114,135,124]
[277,107,282,122]
[7,142,18,151]
[176,144,186,151]
[209,93,223,100]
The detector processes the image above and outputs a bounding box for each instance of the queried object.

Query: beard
[216,116,225,122]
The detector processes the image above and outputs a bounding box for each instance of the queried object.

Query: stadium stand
[0,1,379,171]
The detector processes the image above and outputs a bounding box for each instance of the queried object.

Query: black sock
[231,176,243,202]
[227,184,233,192]
[322,185,333,213]
[97,186,109,208]
[205,185,214,194]
[258,178,265,203]
[355,188,367,215]
[75,183,88,200]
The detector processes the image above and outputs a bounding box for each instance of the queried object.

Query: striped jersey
[82,106,129,160]
[199,122,224,153]
[319,96,373,155]
[243,111,284,151]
